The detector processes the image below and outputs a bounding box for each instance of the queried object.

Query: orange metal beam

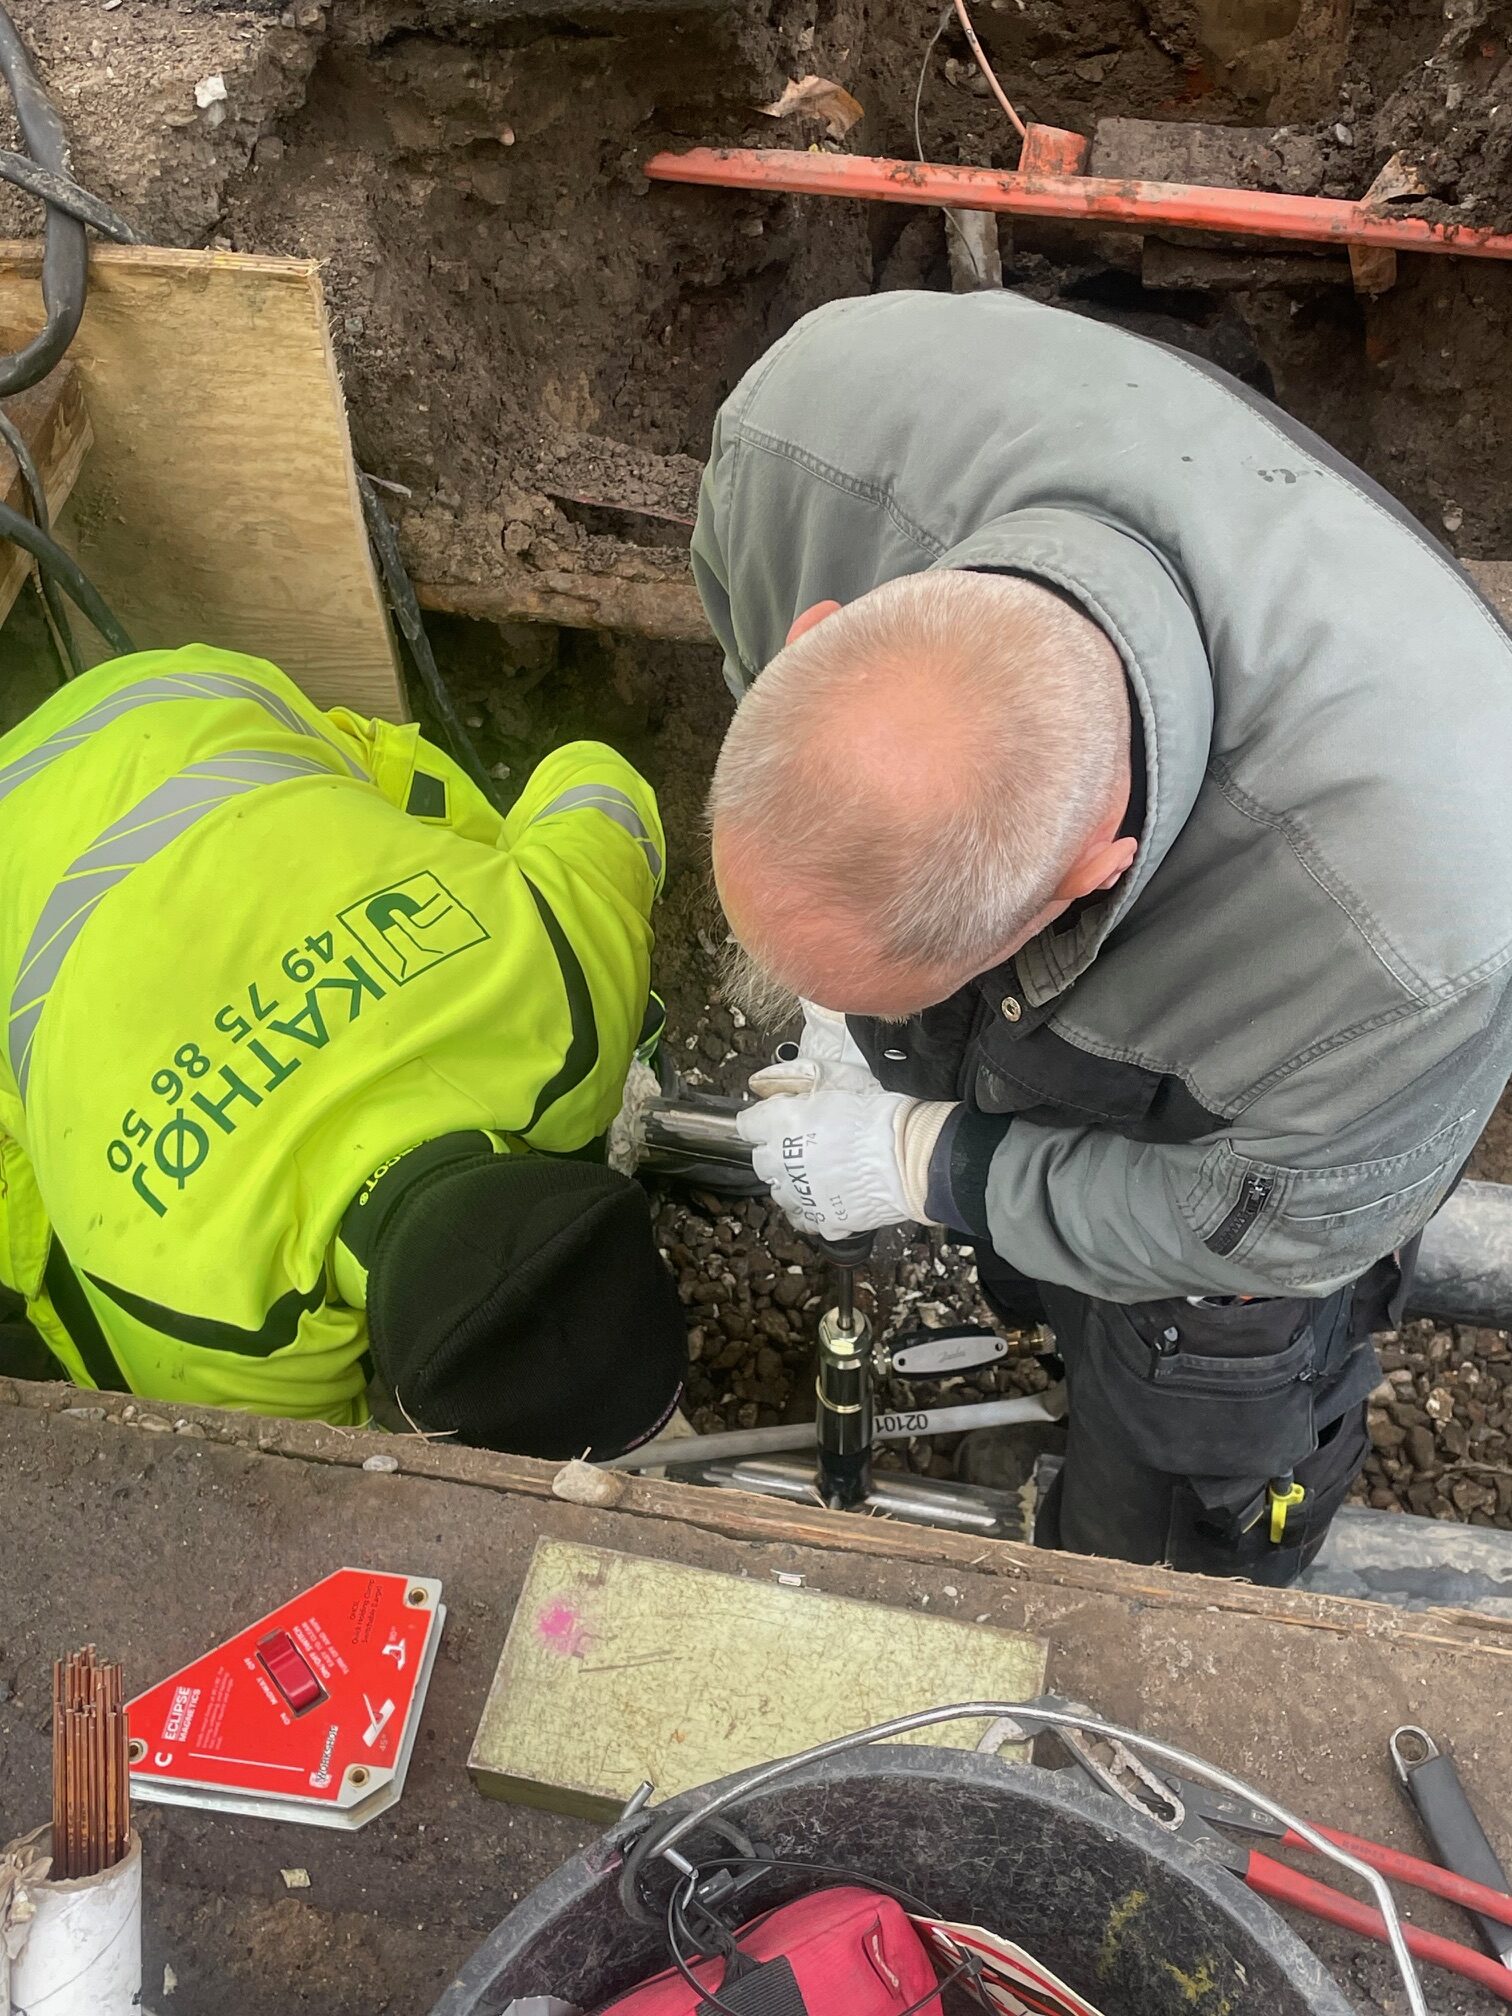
[643,143,1512,261]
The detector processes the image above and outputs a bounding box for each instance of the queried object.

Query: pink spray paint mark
[536,1599,592,1659]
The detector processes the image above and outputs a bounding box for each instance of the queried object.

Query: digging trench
[1,0,1511,1525]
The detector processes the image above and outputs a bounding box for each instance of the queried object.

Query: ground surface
[0,8,1507,2011]
[0,1385,1508,2016]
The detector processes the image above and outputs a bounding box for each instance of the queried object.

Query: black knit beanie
[347,1136,686,1459]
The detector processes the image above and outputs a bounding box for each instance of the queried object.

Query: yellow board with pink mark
[468,1537,1048,1819]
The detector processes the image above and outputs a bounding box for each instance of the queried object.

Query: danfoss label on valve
[127,1567,445,1830]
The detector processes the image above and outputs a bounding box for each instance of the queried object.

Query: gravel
[1355,1323,1512,1525]
[657,999,1512,1524]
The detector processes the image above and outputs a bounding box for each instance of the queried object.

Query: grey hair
[718,935,801,1032]
[709,570,1129,985]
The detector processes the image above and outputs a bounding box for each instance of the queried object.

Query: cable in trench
[0,1,135,670]
[358,471,507,813]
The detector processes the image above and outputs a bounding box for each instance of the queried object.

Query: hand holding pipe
[639,1097,874,1291]
[639,1103,1512,1334]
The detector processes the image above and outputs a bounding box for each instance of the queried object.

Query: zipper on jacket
[1207,1173,1273,1257]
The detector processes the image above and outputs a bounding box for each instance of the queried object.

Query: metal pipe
[697,1457,1020,1535]
[1408,1181,1512,1328]
[834,1263,856,1332]
[641,1098,750,1164]
[645,145,1512,263]
[609,1392,1059,1470]
[814,1305,873,1509]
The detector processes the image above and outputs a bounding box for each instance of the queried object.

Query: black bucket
[431,1748,1352,2016]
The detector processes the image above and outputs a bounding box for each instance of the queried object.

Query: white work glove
[736,1084,956,1239]
[746,1000,882,1099]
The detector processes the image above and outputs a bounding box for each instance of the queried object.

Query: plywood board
[469,1537,1049,1819]
[0,244,405,718]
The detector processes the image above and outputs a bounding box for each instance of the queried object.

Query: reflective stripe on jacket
[0,645,664,1420]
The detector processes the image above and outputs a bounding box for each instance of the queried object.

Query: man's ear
[1055,835,1138,902]
[786,599,843,646]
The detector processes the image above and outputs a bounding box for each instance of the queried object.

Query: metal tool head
[1180,1782,1284,1833]
[1390,1726,1441,1783]
[978,1699,1271,1882]
[889,1327,1010,1378]
[974,1695,1186,1832]
[1058,1725,1187,1834]
[1051,1740,1262,1879]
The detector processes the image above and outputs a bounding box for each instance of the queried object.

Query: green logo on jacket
[339,873,489,983]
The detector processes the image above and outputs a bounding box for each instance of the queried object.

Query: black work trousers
[975,1244,1414,1586]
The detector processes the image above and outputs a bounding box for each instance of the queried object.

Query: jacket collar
[934,508,1214,1007]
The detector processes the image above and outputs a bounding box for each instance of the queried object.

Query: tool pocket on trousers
[1098,1295,1319,1480]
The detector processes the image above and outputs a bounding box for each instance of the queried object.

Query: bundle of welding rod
[50,1646,130,1880]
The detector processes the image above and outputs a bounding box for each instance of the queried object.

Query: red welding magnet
[127,1567,445,1830]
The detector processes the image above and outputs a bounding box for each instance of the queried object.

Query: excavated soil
[0,0,1510,1523]
[4,0,1512,555]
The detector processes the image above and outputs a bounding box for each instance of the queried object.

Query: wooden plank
[1140,242,1351,291]
[0,361,92,624]
[417,557,712,643]
[468,1536,1047,1816]
[5,1378,1509,1660]
[0,244,405,718]
[417,551,1512,654]
[1088,119,1277,187]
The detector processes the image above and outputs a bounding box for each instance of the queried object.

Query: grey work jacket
[691,290,1512,1302]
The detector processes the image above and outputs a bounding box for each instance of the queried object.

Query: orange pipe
[644,145,1512,260]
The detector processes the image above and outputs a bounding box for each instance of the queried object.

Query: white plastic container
[5,1828,142,2016]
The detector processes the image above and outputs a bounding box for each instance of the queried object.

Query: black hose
[0,3,138,664]
[358,471,505,811]
[0,497,131,654]
[0,403,79,675]
[0,5,89,399]
[0,149,135,242]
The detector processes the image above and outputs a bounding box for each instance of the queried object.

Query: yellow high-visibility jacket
[0,646,665,1424]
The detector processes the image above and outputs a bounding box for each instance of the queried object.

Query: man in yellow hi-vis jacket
[0,645,687,1457]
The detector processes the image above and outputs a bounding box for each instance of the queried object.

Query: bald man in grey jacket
[695,290,1512,1583]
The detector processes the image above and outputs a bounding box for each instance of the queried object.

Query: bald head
[710,570,1135,1018]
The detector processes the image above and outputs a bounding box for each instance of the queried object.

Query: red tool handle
[1246,1850,1512,2002]
[1281,1824,1512,1927]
